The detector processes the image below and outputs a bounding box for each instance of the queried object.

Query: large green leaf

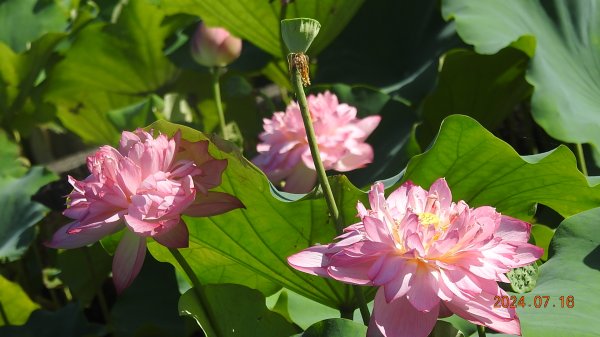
[0,275,39,326]
[0,166,58,262]
[159,0,365,57]
[418,47,532,146]
[179,284,300,337]
[45,0,182,144]
[146,120,369,310]
[0,0,68,52]
[512,207,600,336]
[442,0,600,164]
[402,115,600,220]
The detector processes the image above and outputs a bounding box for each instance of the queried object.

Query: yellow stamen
[418,212,440,226]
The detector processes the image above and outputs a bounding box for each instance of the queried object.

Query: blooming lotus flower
[288,178,543,337]
[191,23,242,67]
[253,91,381,193]
[47,130,243,292]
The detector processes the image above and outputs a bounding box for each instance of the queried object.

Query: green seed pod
[507,263,540,293]
[281,18,321,53]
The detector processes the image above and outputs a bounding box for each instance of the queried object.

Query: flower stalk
[286,40,371,325]
[169,248,220,337]
[210,67,230,140]
[477,325,487,337]
[575,143,588,176]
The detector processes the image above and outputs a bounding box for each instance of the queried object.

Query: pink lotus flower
[288,178,543,337]
[253,91,381,193]
[191,23,242,67]
[47,129,243,292]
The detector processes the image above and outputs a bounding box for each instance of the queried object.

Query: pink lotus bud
[190,23,242,67]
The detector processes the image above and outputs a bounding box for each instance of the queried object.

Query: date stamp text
[494,295,574,309]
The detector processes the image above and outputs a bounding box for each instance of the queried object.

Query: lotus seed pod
[281,18,320,54]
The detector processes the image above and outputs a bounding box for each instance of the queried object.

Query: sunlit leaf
[0,33,65,135]
[0,275,39,326]
[514,207,600,336]
[159,0,365,57]
[403,115,600,220]
[45,0,181,144]
[0,131,27,178]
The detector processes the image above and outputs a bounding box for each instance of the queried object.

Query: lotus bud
[190,23,242,67]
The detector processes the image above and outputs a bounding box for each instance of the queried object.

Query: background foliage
[1,0,599,336]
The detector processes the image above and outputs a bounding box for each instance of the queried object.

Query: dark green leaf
[57,244,112,306]
[0,303,105,337]
[0,167,58,262]
[0,0,68,52]
[110,255,185,337]
[179,283,300,337]
[442,0,600,164]
[418,47,532,146]
[298,318,367,337]
[316,0,462,103]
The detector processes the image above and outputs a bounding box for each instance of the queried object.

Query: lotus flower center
[418,212,440,226]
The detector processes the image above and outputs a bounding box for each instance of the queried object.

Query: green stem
[340,307,353,320]
[290,66,343,233]
[289,62,370,325]
[477,325,486,337]
[0,301,10,325]
[576,143,588,176]
[169,248,219,337]
[210,67,229,140]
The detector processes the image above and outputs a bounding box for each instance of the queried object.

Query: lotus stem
[477,325,486,337]
[288,57,371,325]
[210,67,229,140]
[575,143,588,176]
